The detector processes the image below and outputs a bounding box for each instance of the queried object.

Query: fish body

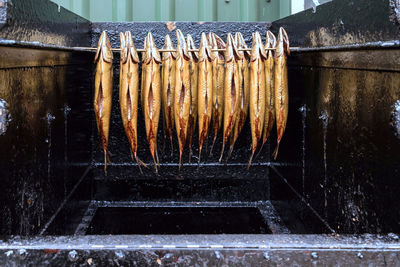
[248,31,267,168]
[197,32,214,164]
[161,34,176,155]
[227,32,250,160]
[174,29,191,169]
[219,33,242,162]
[119,31,146,171]
[273,27,290,160]
[257,31,277,157]
[186,34,199,162]
[142,32,162,172]
[94,31,113,174]
[209,33,226,156]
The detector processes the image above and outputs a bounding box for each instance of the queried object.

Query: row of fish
[94,28,289,174]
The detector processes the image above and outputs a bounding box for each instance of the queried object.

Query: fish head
[120,32,128,64]
[126,31,139,63]
[198,32,214,62]
[145,32,161,64]
[250,31,266,62]
[162,34,176,60]
[276,27,290,57]
[176,29,190,60]
[225,33,242,62]
[235,32,250,60]
[95,31,113,63]
[265,30,276,59]
[125,31,139,63]
[186,34,199,62]
[213,33,226,61]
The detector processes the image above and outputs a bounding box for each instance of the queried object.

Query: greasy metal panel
[0,47,72,68]
[287,49,400,234]
[51,0,290,22]
[272,0,400,47]
[290,49,400,72]
[0,0,90,47]
[0,49,93,235]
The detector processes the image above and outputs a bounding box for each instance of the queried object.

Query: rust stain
[43,249,59,255]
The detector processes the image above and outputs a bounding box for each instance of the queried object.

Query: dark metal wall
[272,0,400,234]
[272,0,400,47]
[0,0,90,46]
[0,0,93,235]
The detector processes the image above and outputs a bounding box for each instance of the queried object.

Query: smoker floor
[67,201,292,235]
[86,207,271,235]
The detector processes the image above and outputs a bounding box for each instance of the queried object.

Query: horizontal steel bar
[74,47,278,52]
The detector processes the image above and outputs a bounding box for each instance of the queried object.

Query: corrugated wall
[50,0,291,22]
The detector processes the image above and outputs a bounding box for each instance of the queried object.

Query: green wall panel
[50,0,292,22]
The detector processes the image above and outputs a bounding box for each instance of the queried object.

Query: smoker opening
[86,207,271,235]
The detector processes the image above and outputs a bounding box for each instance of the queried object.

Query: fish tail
[209,135,217,157]
[134,153,148,174]
[103,149,108,176]
[198,147,202,168]
[188,147,193,163]
[247,149,256,170]
[225,144,234,163]
[218,142,226,163]
[155,147,160,168]
[179,149,183,171]
[273,141,280,160]
[169,135,174,157]
[255,138,267,159]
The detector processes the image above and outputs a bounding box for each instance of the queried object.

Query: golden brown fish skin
[94,31,113,174]
[142,32,162,173]
[209,33,226,156]
[273,27,290,160]
[161,34,176,156]
[227,32,250,160]
[174,29,191,169]
[186,34,199,162]
[197,32,214,165]
[119,31,147,172]
[248,31,267,169]
[219,33,242,162]
[256,31,277,158]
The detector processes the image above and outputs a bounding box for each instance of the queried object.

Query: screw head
[68,250,78,262]
[311,252,318,259]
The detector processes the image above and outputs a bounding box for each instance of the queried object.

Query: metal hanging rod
[74,47,280,53]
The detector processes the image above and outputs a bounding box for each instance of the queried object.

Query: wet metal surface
[272,0,400,48]
[1,234,400,266]
[0,0,90,47]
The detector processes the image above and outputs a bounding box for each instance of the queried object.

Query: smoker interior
[1,0,400,259]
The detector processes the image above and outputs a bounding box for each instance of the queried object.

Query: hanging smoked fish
[226,32,250,161]
[273,27,290,160]
[142,32,162,173]
[186,34,199,162]
[161,34,176,156]
[119,31,146,172]
[94,31,113,174]
[219,33,242,162]
[174,29,191,169]
[256,31,277,158]
[248,31,267,169]
[197,32,214,165]
[209,33,226,156]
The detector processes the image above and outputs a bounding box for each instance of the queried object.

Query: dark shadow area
[86,207,271,235]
